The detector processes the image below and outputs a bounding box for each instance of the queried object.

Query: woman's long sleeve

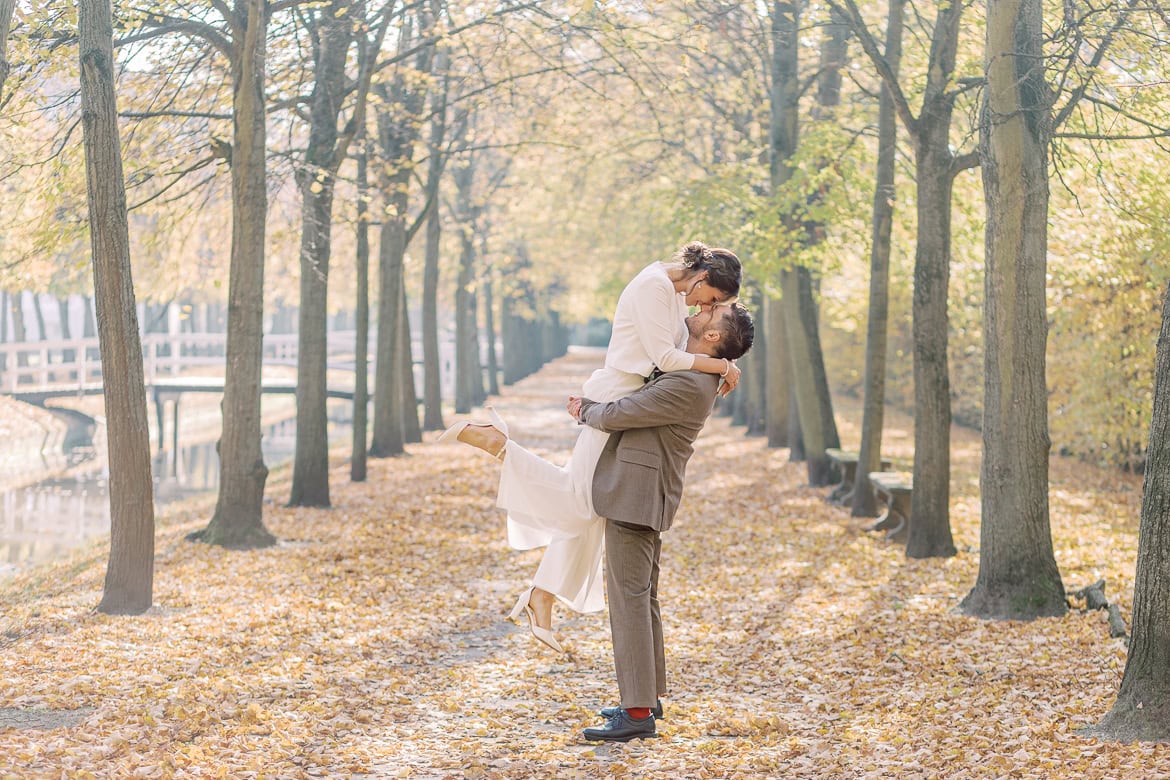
[632,277,695,373]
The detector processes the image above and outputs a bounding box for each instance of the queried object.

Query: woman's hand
[718,361,740,397]
[567,395,583,421]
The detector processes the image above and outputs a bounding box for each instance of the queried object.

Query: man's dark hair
[714,303,754,361]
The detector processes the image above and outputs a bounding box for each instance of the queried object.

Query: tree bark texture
[0,0,14,100]
[78,0,156,615]
[902,0,966,559]
[197,0,274,549]
[420,48,449,431]
[452,124,479,415]
[351,145,370,482]
[1089,283,1170,740]
[905,141,957,559]
[470,232,488,406]
[852,0,904,518]
[290,2,353,508]
[766,0,800,453]
[370,51,428,457]
[794,9,847,473]
[783,267,833,485]
[483,265,500,396]
[371,214,406,457]
[399,282,422,443]
[960,0,1065,618]
[765,295,791,447]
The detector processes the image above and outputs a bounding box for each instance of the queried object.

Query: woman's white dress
[495,262,696,613]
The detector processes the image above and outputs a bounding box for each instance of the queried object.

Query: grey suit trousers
[605,519,667,708]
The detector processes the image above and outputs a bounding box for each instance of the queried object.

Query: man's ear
[701,327,722,345]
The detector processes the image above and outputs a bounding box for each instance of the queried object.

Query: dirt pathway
[0,349,1160,778]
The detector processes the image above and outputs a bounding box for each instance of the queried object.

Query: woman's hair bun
[677,241,713,269]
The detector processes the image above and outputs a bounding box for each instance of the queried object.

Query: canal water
[0,398,355,581]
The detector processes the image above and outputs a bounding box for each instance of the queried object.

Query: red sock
[625,707,652,720]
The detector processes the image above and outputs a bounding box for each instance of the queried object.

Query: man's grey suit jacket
[578,370,720,533]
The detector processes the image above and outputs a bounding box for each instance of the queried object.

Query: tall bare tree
[766,0,800,454]
[851,0,904,518]
[1089,282,1170,740]
[420,33,449,432]
[78,0,155,614]
[958,0,1065,619]
[351,137,370,483]
[189,0,275,548]
[782,9,848,486]
[962,0,1147,618]
[836,0,979,558]
[370,12,432,457]
[289,0,389,507]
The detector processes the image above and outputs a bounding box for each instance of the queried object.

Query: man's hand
[718,361,741,398]
[567,395,583,421]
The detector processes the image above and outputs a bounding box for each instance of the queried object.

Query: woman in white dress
[440,241,742,651]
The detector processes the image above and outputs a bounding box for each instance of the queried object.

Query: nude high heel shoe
[436,406,509,460]
[509,586,564,653]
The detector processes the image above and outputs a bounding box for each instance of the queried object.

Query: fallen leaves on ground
[0,348,1164,778]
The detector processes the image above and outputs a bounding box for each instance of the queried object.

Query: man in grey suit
[568,302,755,742]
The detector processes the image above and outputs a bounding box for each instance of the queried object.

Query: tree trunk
[420,50,449,431]
[766,0,799,452]
[904,140,958,559]
[483,264,499,397]
[765,296,791,447]
[453,138,478,414]
[58,296,76,365]
[0,292,7,374]
[192,0,274,549]
[290,2,354,508]
[0,0,14,100]
[783,267,834,485]
[800,269,841,456]
[960,0,1064,618]
[1088,283,1170,740]
[351,144,370,482]
[78,0,156,615]
[739,288,767,436]
[10,292,25,342]
[371,214,406,457]
[31,295,47,340]
[469,284,485,405]
[785,10,848,483]
[399,282,421,442]
[852,0,904,518]
[370,11,428,453]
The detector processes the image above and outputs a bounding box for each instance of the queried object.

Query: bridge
[0,332,377,457]
[0,332,367,401]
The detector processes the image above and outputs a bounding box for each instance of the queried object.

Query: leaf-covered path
[1,349,1165,778]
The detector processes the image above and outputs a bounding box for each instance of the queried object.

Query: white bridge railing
[0,332,362,395]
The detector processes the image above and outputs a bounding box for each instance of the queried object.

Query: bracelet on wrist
[719,359,730,378]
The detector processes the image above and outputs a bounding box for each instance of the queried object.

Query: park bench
[866,471,913,543]
[824,448,890,505]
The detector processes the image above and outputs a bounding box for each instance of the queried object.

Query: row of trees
[4,0,1170,740]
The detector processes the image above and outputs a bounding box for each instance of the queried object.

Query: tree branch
[830,0,920,138]
[116,18,233,61]
[1052,0,1142,130]
[120,109,232,120]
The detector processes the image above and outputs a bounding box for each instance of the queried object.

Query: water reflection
[0,400,352,580]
